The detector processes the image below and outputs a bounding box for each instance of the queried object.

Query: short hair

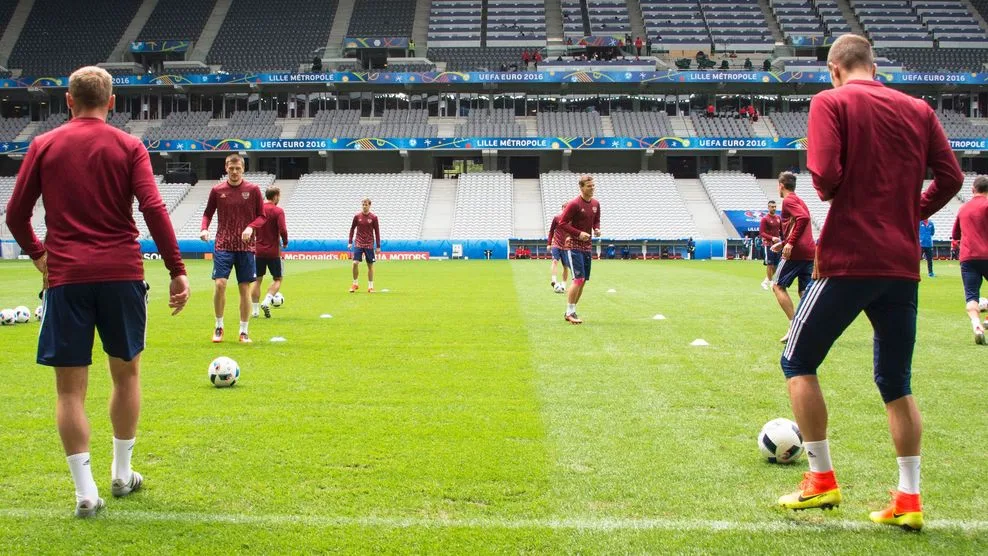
[362,198,372,205]
[778,171,797,191]
[827,34,874,72]
[225,153,244,166]
[578,175,594,187]
[561,202,568,209]
[265,186,280,201]
[975,176,988,194]
[68,66,112,110]
[768,200,777,206]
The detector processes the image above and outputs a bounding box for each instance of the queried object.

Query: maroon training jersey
[201,180,266,252]
[255,202,288,259]
[759,212,782,245]
[807,79,963,280]
[559,196,600,252]
[4,117,185,288]
[548,214,570,248]
[349,211,380,248]
[953,195,988,261]
[781,193,815,261]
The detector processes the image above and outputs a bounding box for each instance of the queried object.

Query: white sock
[368,281,374,288]
[239,321,248,334]
[66,452,98,504]
[973,316,982,330]
[112,437,135,482]
[897,456,921,494]
[566,303,576,315]
[804,440,833,473]
[353,279,359,286]
[263,294,273,306]
[552,275,558,283]
[252,302,259,312]
[215,317,224,329]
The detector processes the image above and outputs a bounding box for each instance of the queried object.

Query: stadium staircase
[963,0,988,32]
[126,120,151,139]
[421,179,457,238]
[480,0,489,47]
[412,0,430,54]
[109,0,160,63]
[279,118,304,139]
[13,121,36,142]
[189,0,230,63]
[512,179,544,238]
[756,0,785,43]
[626,0,646,44]
[545,0,564,46]
[671,115,696,138]
[752,118,775,138]
[167,182,213,233]
[325,0,356,59]
[835,0,866,36]
[579,0,592,36]
[271,179,298,207]
[676,179,737,239]
[601,116,615,137]
[0,0,34,67]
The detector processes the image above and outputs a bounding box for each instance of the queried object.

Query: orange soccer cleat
[778,471,842,510]
[869,491,923,531]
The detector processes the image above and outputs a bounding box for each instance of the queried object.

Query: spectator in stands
[534,50,542,70]
[646,38,652,57]
[707,104,715,118]
[312,57,322,72]
[720,60,729,70]
[635,37,643,59]
[522,50,530,69]
[625,33,632,51]
[748,105,758,121]
[763,58,772,72]
[744,58,753,71]
[919,219,936,277]
[740,105,749,119]
[408,39,415,57]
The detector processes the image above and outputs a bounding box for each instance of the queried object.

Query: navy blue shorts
[213,250,256,283]
[774,258,813,293]
[961,260,988,303]
[256,257,283,279]
[353,247,376,263]
[551,247,569,266]
[38,281,148,367]
[567,250,593,281]
[764,248,781,267]
[781,278,918,403]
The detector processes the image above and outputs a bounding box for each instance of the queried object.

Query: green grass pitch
[0,259,985,554]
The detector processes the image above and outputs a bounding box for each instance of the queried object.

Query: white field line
[1,509,987,532]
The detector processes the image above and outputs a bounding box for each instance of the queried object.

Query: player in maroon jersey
[771,172,815,343]
[558,175,601,324]
[759,200,782,290]
[952,176,988,344]
[200,153,266,343]
[547,202,571,291]
[348,198,381,293]
[251,186,289,318]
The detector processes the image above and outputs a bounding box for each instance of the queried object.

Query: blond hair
[68,66,112,110]
[827,34,874,72]
[225,153,244,166]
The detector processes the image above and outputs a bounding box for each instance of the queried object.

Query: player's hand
[33,251,48,290]
[578,232,591,241]
[241,226,254,243]
[283,240,289,249]
[199,230,209,242]
[782,244,793,259]
[168,275,190,316]
[593,229,601,238]
[347,243,352,251]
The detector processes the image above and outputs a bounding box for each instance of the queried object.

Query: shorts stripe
[566,250,575,273]
[784,277,828,360]
[772,259,785,284]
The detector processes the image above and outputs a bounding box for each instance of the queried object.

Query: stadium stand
[851,0,933,47]
[879,47,988,72]
[450,172,513,238]
[610,111,674,137]
[8,0,141,76]
[815,0,854,36]
[0,117,30,142]
[0,1,18,36]
[561,1,586,38]
[428,0,482,46]
[132,182,192,239]
[486,0,546,45]
[348,0,416,37]
[385,62,437,72]
[937,110,986,137]
[455,108,527,137]
[587,1,633,37]
[913,0,988,47]
[283,172,431,239]
[142,111,212,142]
[30,114,69,140]
[957,173,988,202]
[540,171,698,239]
[297,109,363,138]
[427,47,528,71]
[768,112,808,138]
[537,111,605,136]
[200,111,281,141]
[0,176,16,215]
[107,113,132,132]
[136,0,214,42]
[699,171,770,212]
[690,112,755,138]
[206,0,338,72]
[794,174,830,230]
[974,0,988,22]
[704,0,774,50]
[639,0,710,47]
[770,0,835,39]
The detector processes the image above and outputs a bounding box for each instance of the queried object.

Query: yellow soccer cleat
[869,491,923,531]
[779,471,842,510]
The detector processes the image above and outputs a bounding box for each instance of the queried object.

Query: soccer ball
[0,309,15,325]
[13,306,31,323]
[271,293,284,307]
[35,306,43,320]
[979,298,988,312]
[553,283,566,294]
[208,356,240,388]
[758,418,804,464]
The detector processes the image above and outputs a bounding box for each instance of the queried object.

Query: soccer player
[558,175,601,324]
[759,200,783,290]
[771,172,815,343]
[919,219,935,277]
[776,35,963,531]
[348,198,381,293]
[251,186,289,318]
[4,66,190,517]
[547,202,571,291]
[952,176,988,344]
[200,153,266,343]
